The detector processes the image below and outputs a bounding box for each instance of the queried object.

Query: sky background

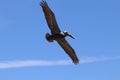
[0,0,120,80]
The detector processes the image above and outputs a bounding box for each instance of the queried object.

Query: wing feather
[40,0,61,34]
[57,39,79,64]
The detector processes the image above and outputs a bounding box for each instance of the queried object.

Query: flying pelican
[40,0,79,64]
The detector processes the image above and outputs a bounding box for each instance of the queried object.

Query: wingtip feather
[73,59,79,65]
[40,0,47,6]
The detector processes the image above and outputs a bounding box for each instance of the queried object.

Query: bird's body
[46,31,74,42]
[46,33,65,42]
[40,0,79,64]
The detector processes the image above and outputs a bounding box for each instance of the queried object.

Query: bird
[40,0,79,64]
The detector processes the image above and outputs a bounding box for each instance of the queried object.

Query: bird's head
[63,31,75,39]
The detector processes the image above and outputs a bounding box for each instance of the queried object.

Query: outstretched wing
[57,39,79,64]
[40,0,61,34]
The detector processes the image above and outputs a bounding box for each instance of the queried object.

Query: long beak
[68,34,75,39]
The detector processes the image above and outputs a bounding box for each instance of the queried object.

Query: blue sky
[0,0,120,80]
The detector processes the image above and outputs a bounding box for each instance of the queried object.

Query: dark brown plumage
[40,0,79,64]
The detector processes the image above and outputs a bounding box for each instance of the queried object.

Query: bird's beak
[68,34,75,39]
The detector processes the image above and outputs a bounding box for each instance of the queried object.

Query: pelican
[40,0,79,64]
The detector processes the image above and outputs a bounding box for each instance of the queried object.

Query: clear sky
[0,0,120,80]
